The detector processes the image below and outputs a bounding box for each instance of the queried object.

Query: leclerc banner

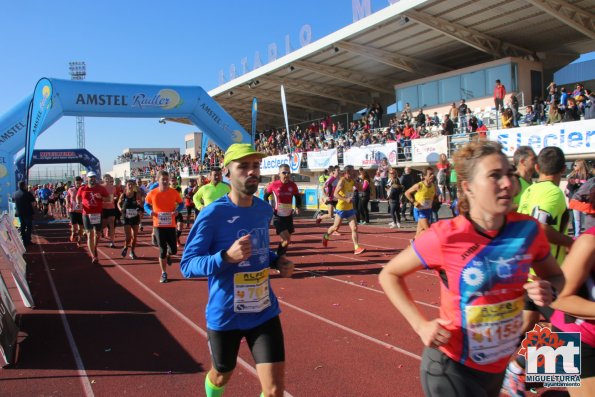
[260,152,303,176]
[25,78,53,172]
[411,135,448,163]
[488,119,595,156]
[343,142,399,167]
[307,148,338,170]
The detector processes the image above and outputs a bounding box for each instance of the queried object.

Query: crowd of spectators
[121,81,593,179]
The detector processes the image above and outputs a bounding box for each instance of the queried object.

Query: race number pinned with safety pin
[157,212,173,226]
[125,209,138,218]
[88,213,101,225]
[233,269,271,313]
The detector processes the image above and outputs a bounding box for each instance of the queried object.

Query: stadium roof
[203,0,595,131]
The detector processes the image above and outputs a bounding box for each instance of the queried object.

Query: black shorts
[82,213,103,231]
[175,213,184,223]
[155,227,177,258]
[207,316,285,373]
[123,216,140,226]
[273,215,294,235]
[102,208,118,218]
[69,212,83,225]
[420,347,505,397]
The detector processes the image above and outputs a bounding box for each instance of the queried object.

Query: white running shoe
[396,222,401,228]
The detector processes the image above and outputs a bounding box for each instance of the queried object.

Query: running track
[0,217,443,396]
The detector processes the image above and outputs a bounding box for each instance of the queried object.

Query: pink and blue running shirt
[412,212,551,373]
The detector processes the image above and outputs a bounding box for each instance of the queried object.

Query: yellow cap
[223,143,266,166]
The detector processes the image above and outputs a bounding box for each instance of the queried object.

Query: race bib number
[418,199,432,209]
[157,212,173,226]
[277,203,293,217]
[233,269,271,313]
[88,213,102,225]
[465,297,523,364]
[125,209,138,218]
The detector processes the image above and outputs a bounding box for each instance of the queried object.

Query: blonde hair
[453,140,505,215]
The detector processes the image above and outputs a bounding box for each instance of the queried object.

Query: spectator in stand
[494,79,506,112]
[415,108,426,129]
[429,112,440,127]
[572,83,587,114]
[533,97,546,124]
[559,87,569,110]
[402,102,413,121]
[522,105,537,125]
[374,170,383,200]
[501,108,514,129]
[441,114,455,135]
[457,100,468,133]
[400,166,416,221]
[585,89,595,120]
[448,103,459,125]
[468,113,478,133]
[403,122,415,140]
[547,100,562,124]
[507,93,520,127]
[476,119,488,138]
[546,81,560,105]
[563,97,581,122]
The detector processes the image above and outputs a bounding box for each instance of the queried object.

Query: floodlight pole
[69,61,86,175]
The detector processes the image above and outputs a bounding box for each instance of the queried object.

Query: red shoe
[315,217,322,225]
[354,247,366,255]
[322,234,329,248]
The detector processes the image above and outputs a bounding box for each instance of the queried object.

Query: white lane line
[36,235,95,397]
[294,266,438,310]
[279,300,421,361]
[96,248,295,397]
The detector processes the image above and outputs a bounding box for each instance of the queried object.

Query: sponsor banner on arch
[306,148,338,170]
[343,143,399,167]
[411,135,448,163]
[488,119,595,156]
[260,152,303,176]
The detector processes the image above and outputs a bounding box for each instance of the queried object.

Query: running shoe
[121,247,128,258]
[91,257,99,264]
[167,255,172,266]
[322,234,329,248]
[129,251,138,260]
[109,242,116,249]
[70,233,75,242]
[354,247,366,255]
[396,222,401,229]
[140,225,144,232]
[315,216,322,225]
[388,222,395,227]
[500,365,526,397]
[160,272,168,283]
[152,235,158,247]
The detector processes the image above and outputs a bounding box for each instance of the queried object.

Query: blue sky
[1,0,396,173]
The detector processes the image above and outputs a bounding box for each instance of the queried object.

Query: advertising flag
[251,97,258,146]
[280,85,291,152]
[25,78,53,175]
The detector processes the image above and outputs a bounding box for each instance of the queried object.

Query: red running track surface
[0,218,441,396]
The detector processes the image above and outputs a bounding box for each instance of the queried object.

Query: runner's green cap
[223,143,266,166]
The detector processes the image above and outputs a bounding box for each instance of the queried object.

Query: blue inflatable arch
[0,78,250,211]
[15,149,102,184]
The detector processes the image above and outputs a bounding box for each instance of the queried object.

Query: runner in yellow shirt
[322,165,365,255]
[193,167,231,210]
[405,167,437,239]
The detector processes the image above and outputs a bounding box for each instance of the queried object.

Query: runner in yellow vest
[405,167,437,239]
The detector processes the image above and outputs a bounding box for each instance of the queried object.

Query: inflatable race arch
[0,78,250,212]
[15,149,101,184]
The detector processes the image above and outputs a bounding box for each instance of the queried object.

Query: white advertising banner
[411,135,448,163]
[343,143,399,167]
[260,152,303,176]
[306,148,338,170]
[488,119,595,157]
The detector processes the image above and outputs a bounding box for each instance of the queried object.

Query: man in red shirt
[264,164,302,257]
[76,172,109,264]
[494,79,506,112]
[145,170,183,283]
